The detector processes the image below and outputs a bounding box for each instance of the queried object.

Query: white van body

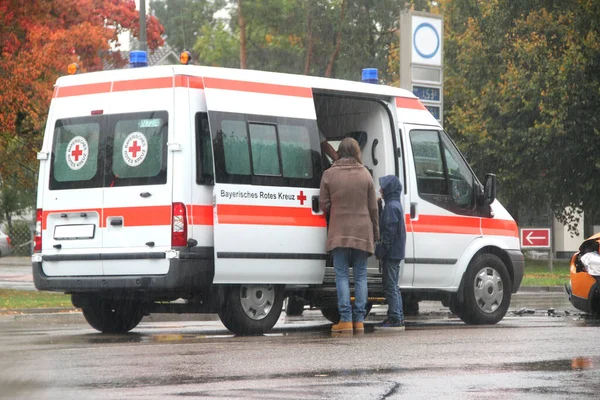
[33,65,524,334]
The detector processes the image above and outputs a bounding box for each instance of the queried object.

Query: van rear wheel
[218,284,284,335]
[81,297,144,333]
[459,253,511,325]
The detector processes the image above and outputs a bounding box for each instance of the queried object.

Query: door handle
[410,203,417,219]
[110,218,123,226]
[140,192,152,198]
[312,196,321,213]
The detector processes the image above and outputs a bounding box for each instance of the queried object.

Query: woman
[319,137,379,333]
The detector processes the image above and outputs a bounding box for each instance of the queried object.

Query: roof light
[180,51,192,65]
[361,68,378,84]
[67,63,79,75]
[130,50,148,68]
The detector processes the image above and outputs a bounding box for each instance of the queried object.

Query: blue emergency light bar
[130,51,148,68]
[361,68,378,84]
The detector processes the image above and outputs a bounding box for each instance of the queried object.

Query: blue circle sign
[413,22,440,59]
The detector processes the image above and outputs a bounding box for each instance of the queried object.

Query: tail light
[34,209,43,252]
[171,202,188,247]
[6,236,10,247]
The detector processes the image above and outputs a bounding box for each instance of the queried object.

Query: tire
[459,253,512,325]
[448,295,462,316]
[81,297,144,333]
[285,296,305,316]
[320,306,340,324]
[218,284,284,335]
[320,303,372,324]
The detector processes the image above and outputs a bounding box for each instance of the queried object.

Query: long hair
[337,137,362,164]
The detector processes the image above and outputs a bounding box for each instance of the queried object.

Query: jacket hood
[379,175,402,202]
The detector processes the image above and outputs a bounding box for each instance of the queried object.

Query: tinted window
[210,111,322,188]
[49,111,168,190]
[410,129,475,213]
[196,113,214,184]
[106,111,168,187]
[249,123,280,176]
[50,116,102,190]
[222,119,251,175]
[279,125,313,179]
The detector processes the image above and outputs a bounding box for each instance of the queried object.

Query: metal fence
[1,220,33,257]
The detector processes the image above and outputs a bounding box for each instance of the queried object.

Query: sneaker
[353,322,364,332]
[331,321,353,333]
[375,319,405,331]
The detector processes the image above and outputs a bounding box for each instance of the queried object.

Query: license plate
[54,224,95,240]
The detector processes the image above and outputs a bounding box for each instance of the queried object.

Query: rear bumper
[33,248,214,293]
[508,249,525,293]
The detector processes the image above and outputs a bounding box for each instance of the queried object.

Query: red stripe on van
[54,82,112,98]
[188,205,214,225]
[217,205,327,227]
[410,214,481,235]
[203,77,313,98]
[173,75,205,89]
[482,218,519,237]
[395,97,427,110]
[112,77,173,92]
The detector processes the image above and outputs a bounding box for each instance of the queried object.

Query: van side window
[410,129,475,213]
[106,111,168,187]
[50,116,102,190]
[210,111,322,188]
[249,123,280,176]
[196,112,214,184]
[222,119,251,175]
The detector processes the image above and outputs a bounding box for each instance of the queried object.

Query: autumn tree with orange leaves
[0,0,164,228]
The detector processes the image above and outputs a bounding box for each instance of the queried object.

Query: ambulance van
[32,53,524,334]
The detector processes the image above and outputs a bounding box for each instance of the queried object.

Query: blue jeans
[331,248,369,323]
[382,259,404,322]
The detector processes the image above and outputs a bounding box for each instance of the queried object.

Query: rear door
[203,76,327,284]
[42,91,109,277]
[101,82,173,275]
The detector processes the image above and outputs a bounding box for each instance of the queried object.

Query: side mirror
[484,173,497,205]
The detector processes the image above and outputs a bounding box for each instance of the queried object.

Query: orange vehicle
[566,233,600,315]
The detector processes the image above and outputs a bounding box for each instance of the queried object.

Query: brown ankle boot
[331,321,353,333]
[353,322,364,332]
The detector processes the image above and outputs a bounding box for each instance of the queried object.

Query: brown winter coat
[319,157,380,254]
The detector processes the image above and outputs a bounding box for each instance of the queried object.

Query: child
[375,175,407,330]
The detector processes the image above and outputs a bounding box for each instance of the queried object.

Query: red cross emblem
[128,140,142,158]
[71,144,83,161]
[297,190,307,205]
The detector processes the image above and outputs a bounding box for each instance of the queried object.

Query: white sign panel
[412,15,442,66]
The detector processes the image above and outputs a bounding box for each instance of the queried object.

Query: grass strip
[521,259,570,287]
[0,289,72,310]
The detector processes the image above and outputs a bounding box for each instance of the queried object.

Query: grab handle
[371,139,379,166]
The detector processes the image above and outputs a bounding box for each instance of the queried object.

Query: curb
[517,286,565,293]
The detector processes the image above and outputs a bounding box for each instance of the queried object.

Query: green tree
[150,0,226,54]
[442,0,600,233]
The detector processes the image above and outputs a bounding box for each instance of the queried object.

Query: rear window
[107,111,168,187]
[50,116,102,190]
[49,111,168,190]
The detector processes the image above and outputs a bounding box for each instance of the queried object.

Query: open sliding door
[202,76,327,284]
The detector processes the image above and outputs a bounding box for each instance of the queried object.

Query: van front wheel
[218,284,284,335]
[81,298,144,333]
[459,253,511,325]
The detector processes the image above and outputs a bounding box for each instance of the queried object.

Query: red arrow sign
[520,228,550,248]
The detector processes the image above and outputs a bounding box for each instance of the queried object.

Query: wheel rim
[239,284,275,320]
[473,267,504,313]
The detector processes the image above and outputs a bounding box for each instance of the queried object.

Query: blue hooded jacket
[375,175,406,261]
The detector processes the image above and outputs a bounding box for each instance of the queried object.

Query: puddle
[500,357,599,372]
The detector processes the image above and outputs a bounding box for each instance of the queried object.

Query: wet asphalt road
[1,305,599,400]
